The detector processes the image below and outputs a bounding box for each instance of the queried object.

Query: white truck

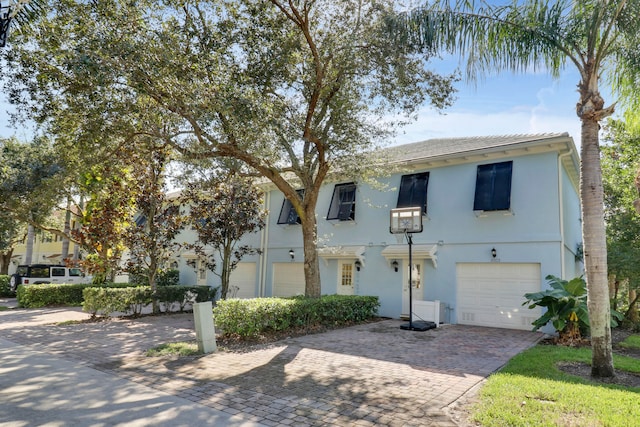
[10,264,92,292]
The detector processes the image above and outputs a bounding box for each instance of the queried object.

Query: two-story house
[176,133,582,331]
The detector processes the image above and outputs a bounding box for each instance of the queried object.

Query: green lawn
[145,341,202,357]
[620,335,640,350]
[472,342,640,426]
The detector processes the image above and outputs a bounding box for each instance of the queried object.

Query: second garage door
[228,262,257,298]
[457,263,541,331]
[272,263,305,297]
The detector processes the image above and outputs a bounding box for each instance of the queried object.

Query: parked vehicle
[9,264,92,292]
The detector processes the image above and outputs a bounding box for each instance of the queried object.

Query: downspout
[258,190,270,297]
[558,149,573,278]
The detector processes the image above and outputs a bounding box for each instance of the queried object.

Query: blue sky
[0,62,589,150]
[391,61,585,150]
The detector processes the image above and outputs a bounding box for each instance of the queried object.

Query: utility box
[193,301,217,353]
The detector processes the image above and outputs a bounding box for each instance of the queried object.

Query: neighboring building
[174,133,583,331]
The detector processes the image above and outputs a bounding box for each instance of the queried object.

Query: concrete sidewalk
[0,338,264,427]
[0,300,544,426]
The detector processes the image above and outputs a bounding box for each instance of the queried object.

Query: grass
[0,306,9,311]
[620,334,640,350]
[471,342,640,426]
[146,341,202,357]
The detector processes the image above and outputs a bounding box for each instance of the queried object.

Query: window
[29,266,50,278]
[277,190,304,225]
[327,183,356,221]
[396,172,429,214]
[52,267,66,277]
[341,263,353,287]
[473,161,513,211]
[69,268,82,277]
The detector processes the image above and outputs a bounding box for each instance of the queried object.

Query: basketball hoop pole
[407,231,413,328]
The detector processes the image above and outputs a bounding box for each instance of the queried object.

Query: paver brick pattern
[0,310,542,426]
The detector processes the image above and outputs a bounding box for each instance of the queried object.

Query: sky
[391,61,585,150]
[0,61,590,151]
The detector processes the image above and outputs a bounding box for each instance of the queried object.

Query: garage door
[272,263,305,297]
[457,263,541,330]
[228,262,257,298]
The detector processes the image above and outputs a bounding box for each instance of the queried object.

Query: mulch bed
[555,328,640,388]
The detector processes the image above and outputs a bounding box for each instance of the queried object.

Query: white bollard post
[193,301,217,354]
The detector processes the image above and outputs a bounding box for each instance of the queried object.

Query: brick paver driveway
[0,303,543,426]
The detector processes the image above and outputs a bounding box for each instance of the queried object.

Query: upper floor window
[396,172,429,214]
[327,183,357,221]
[473,161,513,211]
[277,189,304,225]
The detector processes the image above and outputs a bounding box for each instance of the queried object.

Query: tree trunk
[25,224,35,265]
[61,198,71,260]
[629,289,639,323]
[0,249,12,274]
[580,118,614,377]
[301,212,321,297]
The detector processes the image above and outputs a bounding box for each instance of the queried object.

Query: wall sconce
[289,249,295,261]
[355,260,362,271]
[491,248,497,258]
[392,260,399,272]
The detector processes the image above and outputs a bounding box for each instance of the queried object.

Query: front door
[337,260,355,295]
[402,261,423,317]
[197,259,208,286]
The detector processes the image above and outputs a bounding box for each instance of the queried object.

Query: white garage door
[272,263,305,297]
[457,263,541,331]
[228,262,257,298]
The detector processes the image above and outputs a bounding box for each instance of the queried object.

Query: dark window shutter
[474,161,512,211]
[397,172,429,214]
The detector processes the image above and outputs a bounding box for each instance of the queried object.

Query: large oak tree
[2,0,457,296]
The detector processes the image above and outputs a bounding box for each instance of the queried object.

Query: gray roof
[386,133,572,163]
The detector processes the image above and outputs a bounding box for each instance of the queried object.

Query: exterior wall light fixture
[491,247,497,258]
[392,260,399,272]
[289,249,295,261]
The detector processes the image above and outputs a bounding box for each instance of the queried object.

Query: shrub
[0,275,10,297]
[523,275,623,344]
[156,269,180,287]
[83,286,153,317]
[17,283,88,308]
[83,285,217,317]
[214,295,380,338]
[129,269,181,287]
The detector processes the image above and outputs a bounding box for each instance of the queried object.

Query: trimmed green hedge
[213,295,380,338]
[15,281,215,316]
[83,285,216,317]
[17,283,89,308]
[0,275,10,297]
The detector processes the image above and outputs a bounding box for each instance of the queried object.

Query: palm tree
[1,0,45,47]
[386,0,640,378]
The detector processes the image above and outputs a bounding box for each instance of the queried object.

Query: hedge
[83,285,217,317]
[0,275,10,297]
[14,281,216,315]
[213,295,380,338]
[17,283,89,308]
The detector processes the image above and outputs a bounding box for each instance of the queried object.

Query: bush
[129,269,181,287]
[0,275,10,297]
[83,286,153,317]
[523,275,623,344]
[83,285,217,317]
[214,295,380,338]
[17,283,89,308]
[155,285,218,313]
[156,269,180,287]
